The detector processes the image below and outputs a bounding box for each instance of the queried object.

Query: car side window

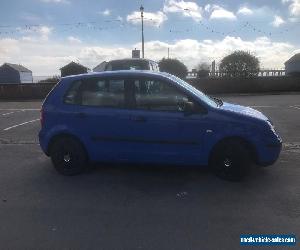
[64,78,125,108]
[64,80,82,104]
[134,79,189,112]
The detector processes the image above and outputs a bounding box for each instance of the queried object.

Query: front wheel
[210,140,251,181]
[49,136,88,175]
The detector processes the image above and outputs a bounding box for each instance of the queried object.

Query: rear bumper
[38,130,49,156]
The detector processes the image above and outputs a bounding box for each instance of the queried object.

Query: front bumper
[257,139,282,167]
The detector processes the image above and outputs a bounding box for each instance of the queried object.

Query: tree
[159,58,188,79]
[219,51,260,78]
[196,62,210,78]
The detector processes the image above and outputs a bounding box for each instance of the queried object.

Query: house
[93,61,108,72]
[0,63,33,84]
[60,61,89,77]
[285,53,300,76]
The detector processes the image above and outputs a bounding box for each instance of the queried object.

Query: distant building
[93,61,108,72]
[132,49,140,59]
[60,61,89,77]
[0,63,33,84]
[285,53,300,76]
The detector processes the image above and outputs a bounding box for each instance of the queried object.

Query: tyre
[49,136,88,175]
[210,140,251,181]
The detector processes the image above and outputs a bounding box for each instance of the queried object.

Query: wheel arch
[46,133,89,160]
[208,136,258,165]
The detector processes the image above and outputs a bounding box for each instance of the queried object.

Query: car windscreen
[168,74,218,108]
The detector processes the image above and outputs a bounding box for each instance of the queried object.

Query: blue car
[39,70,282,181]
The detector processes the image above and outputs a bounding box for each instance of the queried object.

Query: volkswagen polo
[39,71,282,181]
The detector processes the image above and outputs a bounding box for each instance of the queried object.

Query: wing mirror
[184,101,195,114]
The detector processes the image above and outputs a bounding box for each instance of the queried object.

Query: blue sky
[0,0,299,75]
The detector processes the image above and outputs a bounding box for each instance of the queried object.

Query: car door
[63,76,137,162]
[119,76,209,165]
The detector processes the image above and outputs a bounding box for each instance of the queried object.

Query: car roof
[108,58,158,63]
[61,70,170,81]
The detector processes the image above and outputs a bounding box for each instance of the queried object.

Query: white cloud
[271,15,286,27]
[100,9,111,16]
[204,4,211,12]
[282,0,300,16]
[41,0,70,3]
[38,26,53,41]
[237,7,253,15]
[116,16,123,22]
[137,37,293,69]
[210,5,237,20]
[0,36,294,75]
[15,25,53,41]
[163,0,203,22]
[127,11,167,27]
[67,36,82,44]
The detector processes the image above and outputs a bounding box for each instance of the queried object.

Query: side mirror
[184,101,195,115]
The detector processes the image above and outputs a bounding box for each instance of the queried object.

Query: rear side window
[106,60,149,71]
[64,78,125,108]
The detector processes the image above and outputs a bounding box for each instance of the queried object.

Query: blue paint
[39,70,282,167]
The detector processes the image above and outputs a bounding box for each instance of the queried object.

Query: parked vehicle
[104,58,159,72]
[39,71,282,181]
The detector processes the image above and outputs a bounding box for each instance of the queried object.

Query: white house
[285,53,300,76]
[93,61,108,72]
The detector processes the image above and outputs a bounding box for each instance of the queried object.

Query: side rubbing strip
[91,136,198,145]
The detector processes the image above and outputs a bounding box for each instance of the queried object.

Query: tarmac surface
[0,94,299,250]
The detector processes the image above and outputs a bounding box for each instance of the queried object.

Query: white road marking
[3,119,40,131]
[249,106,276,108]
[2,111,16,116]
[0,109,39,111]
[290,106,300,110]
[1,110,26,116]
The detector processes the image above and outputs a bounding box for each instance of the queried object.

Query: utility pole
[140,5,144,58]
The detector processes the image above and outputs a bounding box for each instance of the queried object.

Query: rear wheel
[49,136,88,175]
[210,140,251,181]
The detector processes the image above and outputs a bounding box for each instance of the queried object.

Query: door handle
[130,115,146,122]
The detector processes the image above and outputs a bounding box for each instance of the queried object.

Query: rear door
[62,76,136,161]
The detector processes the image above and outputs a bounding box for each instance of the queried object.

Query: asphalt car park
[0,94,299,249]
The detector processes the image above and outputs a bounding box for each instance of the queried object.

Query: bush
[159,58,188,79]
[219,51,260,78]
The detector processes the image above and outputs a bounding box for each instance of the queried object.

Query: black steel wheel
[210,140,251,181]
[49,136,88,175]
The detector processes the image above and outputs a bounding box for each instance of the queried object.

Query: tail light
[40,108,44,127]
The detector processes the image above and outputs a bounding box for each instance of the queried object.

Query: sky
[0,0,300,75]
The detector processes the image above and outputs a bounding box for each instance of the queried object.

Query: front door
[119,77,208,165]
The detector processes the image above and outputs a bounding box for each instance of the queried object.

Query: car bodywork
[39,71,282,167]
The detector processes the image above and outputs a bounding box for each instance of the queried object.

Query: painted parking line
[0,109,40,111]
[1,110,26,116]
[290,106,300,110]
[2,111,16,116]
[250,105,276,108]
[3,119,40,131]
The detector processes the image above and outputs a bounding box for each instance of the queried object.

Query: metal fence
[187,69,286,78]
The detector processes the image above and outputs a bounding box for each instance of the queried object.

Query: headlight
[267,120,275,131]
[267,120,281,141]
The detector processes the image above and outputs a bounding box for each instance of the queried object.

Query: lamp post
[140,5,144,58]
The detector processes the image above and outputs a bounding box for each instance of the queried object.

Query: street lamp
[140,5,144,58]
